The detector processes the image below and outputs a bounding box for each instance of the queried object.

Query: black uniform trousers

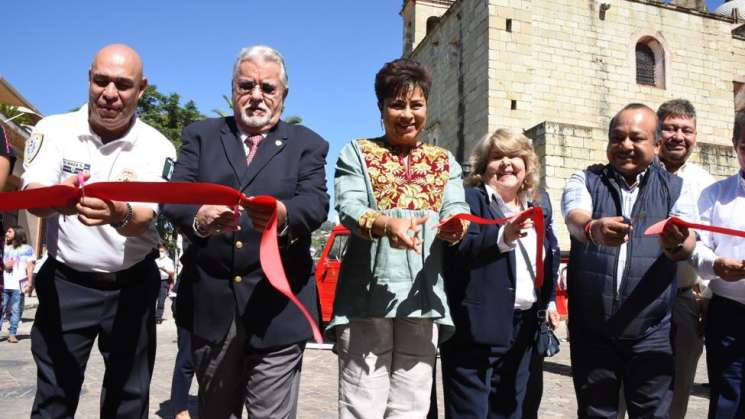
[30,255,159,419]
[705,295,745,419]
[570,321,674,419]
[441,307,539,419]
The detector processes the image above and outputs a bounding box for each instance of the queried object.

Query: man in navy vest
[561,103,697,419]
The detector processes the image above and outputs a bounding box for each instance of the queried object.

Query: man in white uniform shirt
[655,99,715,419]
[22,44,176,419]
[691,110,745,418]
[155,244,174,324]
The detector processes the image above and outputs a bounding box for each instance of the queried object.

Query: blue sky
[2,1,406,220]
[0,0,728,219]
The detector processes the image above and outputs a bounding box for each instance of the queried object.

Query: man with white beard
[162,45,329,418]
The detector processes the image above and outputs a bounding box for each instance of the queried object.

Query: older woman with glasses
[330,58,469,418]
[441,129,560,419]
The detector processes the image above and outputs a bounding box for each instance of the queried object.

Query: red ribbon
[439,207,545,288]
[240,195,324,344]
[645,216,745,239]
[0,181,323,343]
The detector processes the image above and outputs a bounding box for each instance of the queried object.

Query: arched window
[635,37,665,88]
[426,16,440,34]
[635,44,655,85]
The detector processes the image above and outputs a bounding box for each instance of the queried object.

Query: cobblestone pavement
[0,298,710,418]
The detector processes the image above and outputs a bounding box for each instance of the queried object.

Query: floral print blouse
[328,137,469,341]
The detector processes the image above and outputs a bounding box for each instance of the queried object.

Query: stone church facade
[403,0,745,246]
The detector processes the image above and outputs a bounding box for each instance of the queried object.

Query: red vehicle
[557,253,570,318]
[315,225,350,324]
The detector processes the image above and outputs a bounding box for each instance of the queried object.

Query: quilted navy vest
[567,164,682,339]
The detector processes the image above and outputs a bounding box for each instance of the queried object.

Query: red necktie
[245,134,263,165]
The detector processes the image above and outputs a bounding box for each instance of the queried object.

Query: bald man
[23,44,176,418]
[562,104,696,418]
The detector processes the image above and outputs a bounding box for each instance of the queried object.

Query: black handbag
[535,316,561,357]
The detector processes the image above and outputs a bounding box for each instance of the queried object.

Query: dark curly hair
[374,58,432,109]
[7,225,27,248]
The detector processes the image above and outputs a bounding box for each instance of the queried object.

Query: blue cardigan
[443,185,560,351]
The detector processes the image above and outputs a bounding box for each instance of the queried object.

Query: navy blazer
[162,117,329,348]
[443,185,559,351]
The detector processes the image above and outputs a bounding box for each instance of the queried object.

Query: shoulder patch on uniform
[162,157,175,181]
[24,132,44,165]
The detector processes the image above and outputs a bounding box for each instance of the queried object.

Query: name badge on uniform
[118,168,137,181]
[24,133,44,165]
[162,157,175,181]
[62,159,91,174]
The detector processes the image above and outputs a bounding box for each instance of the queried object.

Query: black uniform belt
[50,251,157,290]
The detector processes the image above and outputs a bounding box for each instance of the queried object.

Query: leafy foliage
[211,95,233,118]
[157,213,178,250]
[310,220,338,260]
[0,104,36,128]
[136,85,204,247]
[285,115,303,125]
[137,85,205,148]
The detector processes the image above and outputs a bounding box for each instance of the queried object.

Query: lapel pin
[275,140,283,147]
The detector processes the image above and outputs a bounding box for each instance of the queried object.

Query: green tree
[136,85,204,249]
[0,104,37,128]
[285,115,303,125]
[211,94,233,118]
[137,85,205,148]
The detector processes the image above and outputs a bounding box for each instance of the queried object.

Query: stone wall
[410,0,492,164]
[514,0,743,146]
[526,121,602,248]
[409,0,745,153]
[402,0,455,55]
[691,141,738,178]
[407,0,745,248]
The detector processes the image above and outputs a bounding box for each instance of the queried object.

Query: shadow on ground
[690,383,710,399]
[156,396,198,419]
[544,360,573,377]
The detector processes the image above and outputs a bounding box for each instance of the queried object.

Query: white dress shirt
[669,162,715,289]
[155,254,175,281]
[487,185,540,310]
[691,173,745,305]
[238,130,266,156]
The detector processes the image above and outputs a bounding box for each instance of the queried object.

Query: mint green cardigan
[327,139,469,342]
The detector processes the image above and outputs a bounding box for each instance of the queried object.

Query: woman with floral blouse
[329,58,469,418]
